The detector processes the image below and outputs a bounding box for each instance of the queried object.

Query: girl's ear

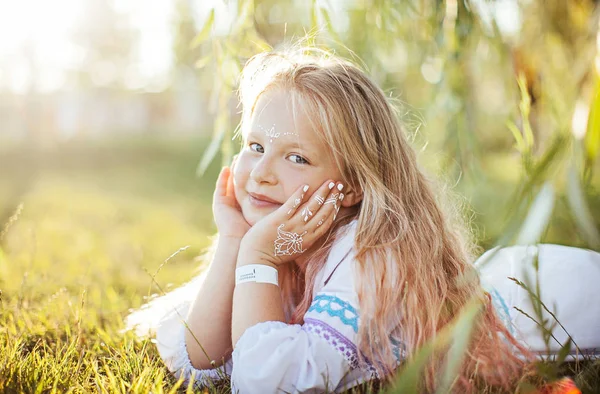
[340,187,363,208]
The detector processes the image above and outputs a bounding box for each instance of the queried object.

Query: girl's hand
[237,180,344,267]
[213,155,251,240]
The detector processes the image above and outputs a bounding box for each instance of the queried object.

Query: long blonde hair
[237,47,534,393]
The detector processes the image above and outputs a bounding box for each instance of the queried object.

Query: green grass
[0,137,598,393]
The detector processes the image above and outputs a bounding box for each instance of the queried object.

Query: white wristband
[235,264,279,286]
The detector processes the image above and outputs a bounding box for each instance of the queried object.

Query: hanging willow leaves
[319,7,340,43]
[197,110,228,177]
[190,8,215,49]
[516,182,555,245]
[585,74,600,173]
[566,164,600,249]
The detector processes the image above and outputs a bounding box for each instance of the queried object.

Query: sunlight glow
[0,0,84,93]
[0,0,176,93]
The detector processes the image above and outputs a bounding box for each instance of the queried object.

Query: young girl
[125,48,599,393]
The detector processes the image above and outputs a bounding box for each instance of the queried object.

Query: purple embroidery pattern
[303,318,360,369]
[303,317,382,381]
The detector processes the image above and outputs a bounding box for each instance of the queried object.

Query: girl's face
[233,89,343,226]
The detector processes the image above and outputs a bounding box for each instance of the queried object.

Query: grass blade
[566,165,600,249]
[516,182,555,245]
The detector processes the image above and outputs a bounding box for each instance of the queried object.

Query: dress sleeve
[230,254,384,394]
[154,301,233,389]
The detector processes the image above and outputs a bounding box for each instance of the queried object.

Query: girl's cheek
[232,154,250,199]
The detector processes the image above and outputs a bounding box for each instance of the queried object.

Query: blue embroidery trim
[390,336,406,362]
[490,288,515,336]
[308,294,359,333]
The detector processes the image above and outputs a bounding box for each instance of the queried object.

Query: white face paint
[258,123,299,143]
[259,123,279,143]
[273,224,307,256]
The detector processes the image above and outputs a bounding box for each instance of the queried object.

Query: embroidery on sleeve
[303,318,382,380]
[308,294,359,333]
[303,317,359,368]
[489,288,515,336]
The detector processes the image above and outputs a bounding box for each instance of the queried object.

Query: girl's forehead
[246,90,322,144]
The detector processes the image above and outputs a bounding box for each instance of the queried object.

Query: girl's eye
[288,154,309,165]
[249,142,264,153]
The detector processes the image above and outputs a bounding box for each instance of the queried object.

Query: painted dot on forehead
[258,123,299,143]
[259,124,279,143]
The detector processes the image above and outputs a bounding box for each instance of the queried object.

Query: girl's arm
[185,162,250,370]
[184,235,241,370]
[231,258,286,347]
[229,221,380,393]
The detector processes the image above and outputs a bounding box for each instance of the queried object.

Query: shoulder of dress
[313,219,359,294]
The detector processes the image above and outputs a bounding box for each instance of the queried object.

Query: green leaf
[319,7,340,42]
[516,73,534,155]
[512,134,568,207]
[311,0,318,30]
[389,341,435,393]
[566,164,600,249]
[436,301,483,394]
[556,338,572,364]
[196,113,227,177]
[507,120,526,153]
[517,381,539,394]
[516,182,555,245]
[190,8,215,49]
[585,75,600,169]
[388,299,483,394]
[194,54,212,69]
[236,0,254,29]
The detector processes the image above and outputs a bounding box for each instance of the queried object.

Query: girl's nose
[249,155,278,185]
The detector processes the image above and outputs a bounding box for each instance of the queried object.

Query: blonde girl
[125,48,596,393]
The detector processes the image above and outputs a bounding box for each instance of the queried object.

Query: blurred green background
[0,0,599,391]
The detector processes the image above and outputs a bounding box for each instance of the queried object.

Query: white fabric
[154,301,233,389]
[476,244,600,359]
[123,271,209,338]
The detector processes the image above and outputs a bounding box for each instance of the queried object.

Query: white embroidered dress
[129,220,395,393]
[125,219,600,392]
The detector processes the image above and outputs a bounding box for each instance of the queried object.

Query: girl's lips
[248,193,281,208]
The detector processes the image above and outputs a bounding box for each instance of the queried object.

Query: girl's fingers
[284,183,310,217]
[214,166,230,198]
[309,182,344,229]
[226,162,236,197]
[297,180,339,223]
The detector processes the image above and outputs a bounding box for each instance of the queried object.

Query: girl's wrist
[236,245,277,269]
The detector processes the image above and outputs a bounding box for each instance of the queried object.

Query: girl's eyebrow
[279,140,318,157]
